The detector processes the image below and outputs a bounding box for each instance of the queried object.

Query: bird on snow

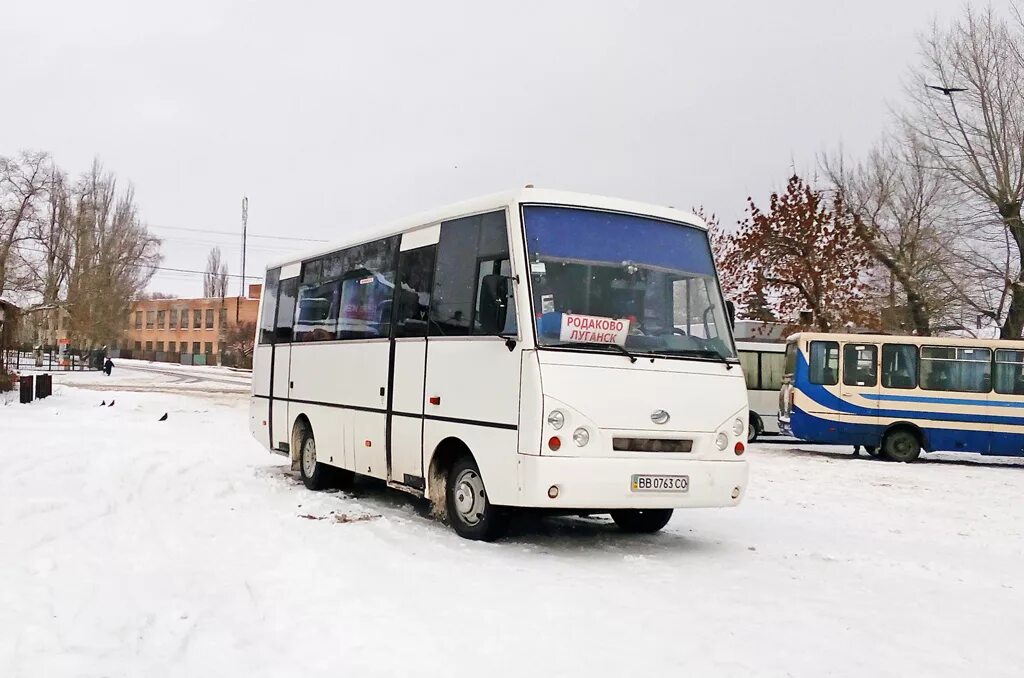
[100,399,106,406]
[107,400,115,407]
[158,413,168,421]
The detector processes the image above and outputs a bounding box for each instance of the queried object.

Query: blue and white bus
[778,332,1024,462]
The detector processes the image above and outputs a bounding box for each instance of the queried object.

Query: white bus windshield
[523,205,736,361]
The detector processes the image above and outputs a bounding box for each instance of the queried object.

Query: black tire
[882,428,921,463]
[864,445,879,458]
[298,426,333,490]
[748,413,763,443]
[611,509,674,534]
[446,455,508,542]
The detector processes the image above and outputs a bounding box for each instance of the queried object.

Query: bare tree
[824,131,964,335]
[64,160,161,348]
[0,152,52,300]
[903,5,1024,337]
[203,246,229,298]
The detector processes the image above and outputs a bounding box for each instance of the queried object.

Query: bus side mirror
[725,300,736,330]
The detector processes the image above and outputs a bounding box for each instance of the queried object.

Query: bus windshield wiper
[652,347,735,370]
[556,341,638,363]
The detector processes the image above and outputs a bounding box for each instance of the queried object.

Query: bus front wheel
[882,429,921,463]
[611,509,674,534]
[446,456,508,541]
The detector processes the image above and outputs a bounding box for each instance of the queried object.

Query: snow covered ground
[2,364,1023,677]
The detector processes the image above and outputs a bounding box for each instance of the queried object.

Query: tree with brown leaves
[720,175,876,332]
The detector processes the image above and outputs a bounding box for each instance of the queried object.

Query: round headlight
[732,418,744,437]
[547,410,565,430]
[573,427,590,447]
[715,431,729,451]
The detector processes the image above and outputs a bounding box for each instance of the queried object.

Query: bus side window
[394,246,437,338]
[842,344,877,387]
[259,267,281,344]
[995,349,1024,395]
[275,277,299,342]
[738,351,759,389]
[761,352,785,391]
[808,341,839,385]
[882,344,918,389]
[431,210,512,337]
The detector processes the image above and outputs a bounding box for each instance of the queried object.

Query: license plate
[630,474,689,492]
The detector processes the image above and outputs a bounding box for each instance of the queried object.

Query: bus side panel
[517,349,543,456]
[288,341,390,477]
[422,338,522,504]
[250,344,273,448]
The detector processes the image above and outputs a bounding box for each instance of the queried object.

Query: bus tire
[611,509,674,534]
[882,428,921,463]
[446,455,508,542]
[298,426,332,490]
[748,413,763,443]
[864,445,879,457]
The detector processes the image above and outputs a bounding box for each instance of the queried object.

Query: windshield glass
[523,205,736,361]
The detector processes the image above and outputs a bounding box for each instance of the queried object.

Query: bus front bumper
[514,454,749,510]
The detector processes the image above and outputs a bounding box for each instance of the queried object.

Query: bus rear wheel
[882,429,921,463]
[748,413,763,443]
[446,456,508,542]
[611,509,674,534]
[298,427,354,490]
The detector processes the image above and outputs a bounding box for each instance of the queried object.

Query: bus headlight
[573,427,590,447]
[547,410,565,430]
[732,418,744,437]
[715,431,729,451]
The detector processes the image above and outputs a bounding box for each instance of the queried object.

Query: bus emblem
[651,410,670,425]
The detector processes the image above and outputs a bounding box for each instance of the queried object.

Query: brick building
[123,284,261,365]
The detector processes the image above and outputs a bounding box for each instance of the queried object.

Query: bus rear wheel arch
[881,425,923,463]
[293,417,353,490]
[430,441,509,541]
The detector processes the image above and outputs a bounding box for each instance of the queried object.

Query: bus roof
[786,331,1024,349]
[264,187,706,270]
[736,340,786,352]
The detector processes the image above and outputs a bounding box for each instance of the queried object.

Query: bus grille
[612,438,693,453]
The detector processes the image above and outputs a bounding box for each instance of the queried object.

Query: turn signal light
[734,442,745,456]
[548,436,561,451]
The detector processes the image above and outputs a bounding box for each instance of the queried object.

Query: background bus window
[431,211,510,336]
[920,346,991,392]
[809,341,839,385]
[994,349,1024,395]
[842,344,878,387]
[739,352,759,389]
[882,344,918,389]
[761,351,785,391]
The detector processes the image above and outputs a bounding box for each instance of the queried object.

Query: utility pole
[238,196,249,323]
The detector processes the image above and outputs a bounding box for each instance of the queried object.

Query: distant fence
[1,347,102,373]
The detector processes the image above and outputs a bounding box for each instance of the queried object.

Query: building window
[218,341,226,355]
[192,341,201,354]
[145,341,154,351]
[146,311,155,329]
[156,341,165,352]
[157,310,166,329]
[135,311,143,329]
[194,309,202,328]
[169,310,177,329]
[204,342,213,354]
[181,309,189,329]
[134,341,141,351]
[219,307,228,328]
[206,309,214,329]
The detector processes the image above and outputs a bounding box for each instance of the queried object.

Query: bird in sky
[927,84,967,95]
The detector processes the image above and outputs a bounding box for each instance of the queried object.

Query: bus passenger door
[388,240,438,488]
[271,275,298,452]
[839,342,880,446]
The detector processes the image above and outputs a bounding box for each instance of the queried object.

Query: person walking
[103,357,114,376]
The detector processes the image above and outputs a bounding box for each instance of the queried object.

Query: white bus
[736,340,786,441]
[250,188,750,540]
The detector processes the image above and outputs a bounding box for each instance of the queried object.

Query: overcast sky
[0,0,982,297]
